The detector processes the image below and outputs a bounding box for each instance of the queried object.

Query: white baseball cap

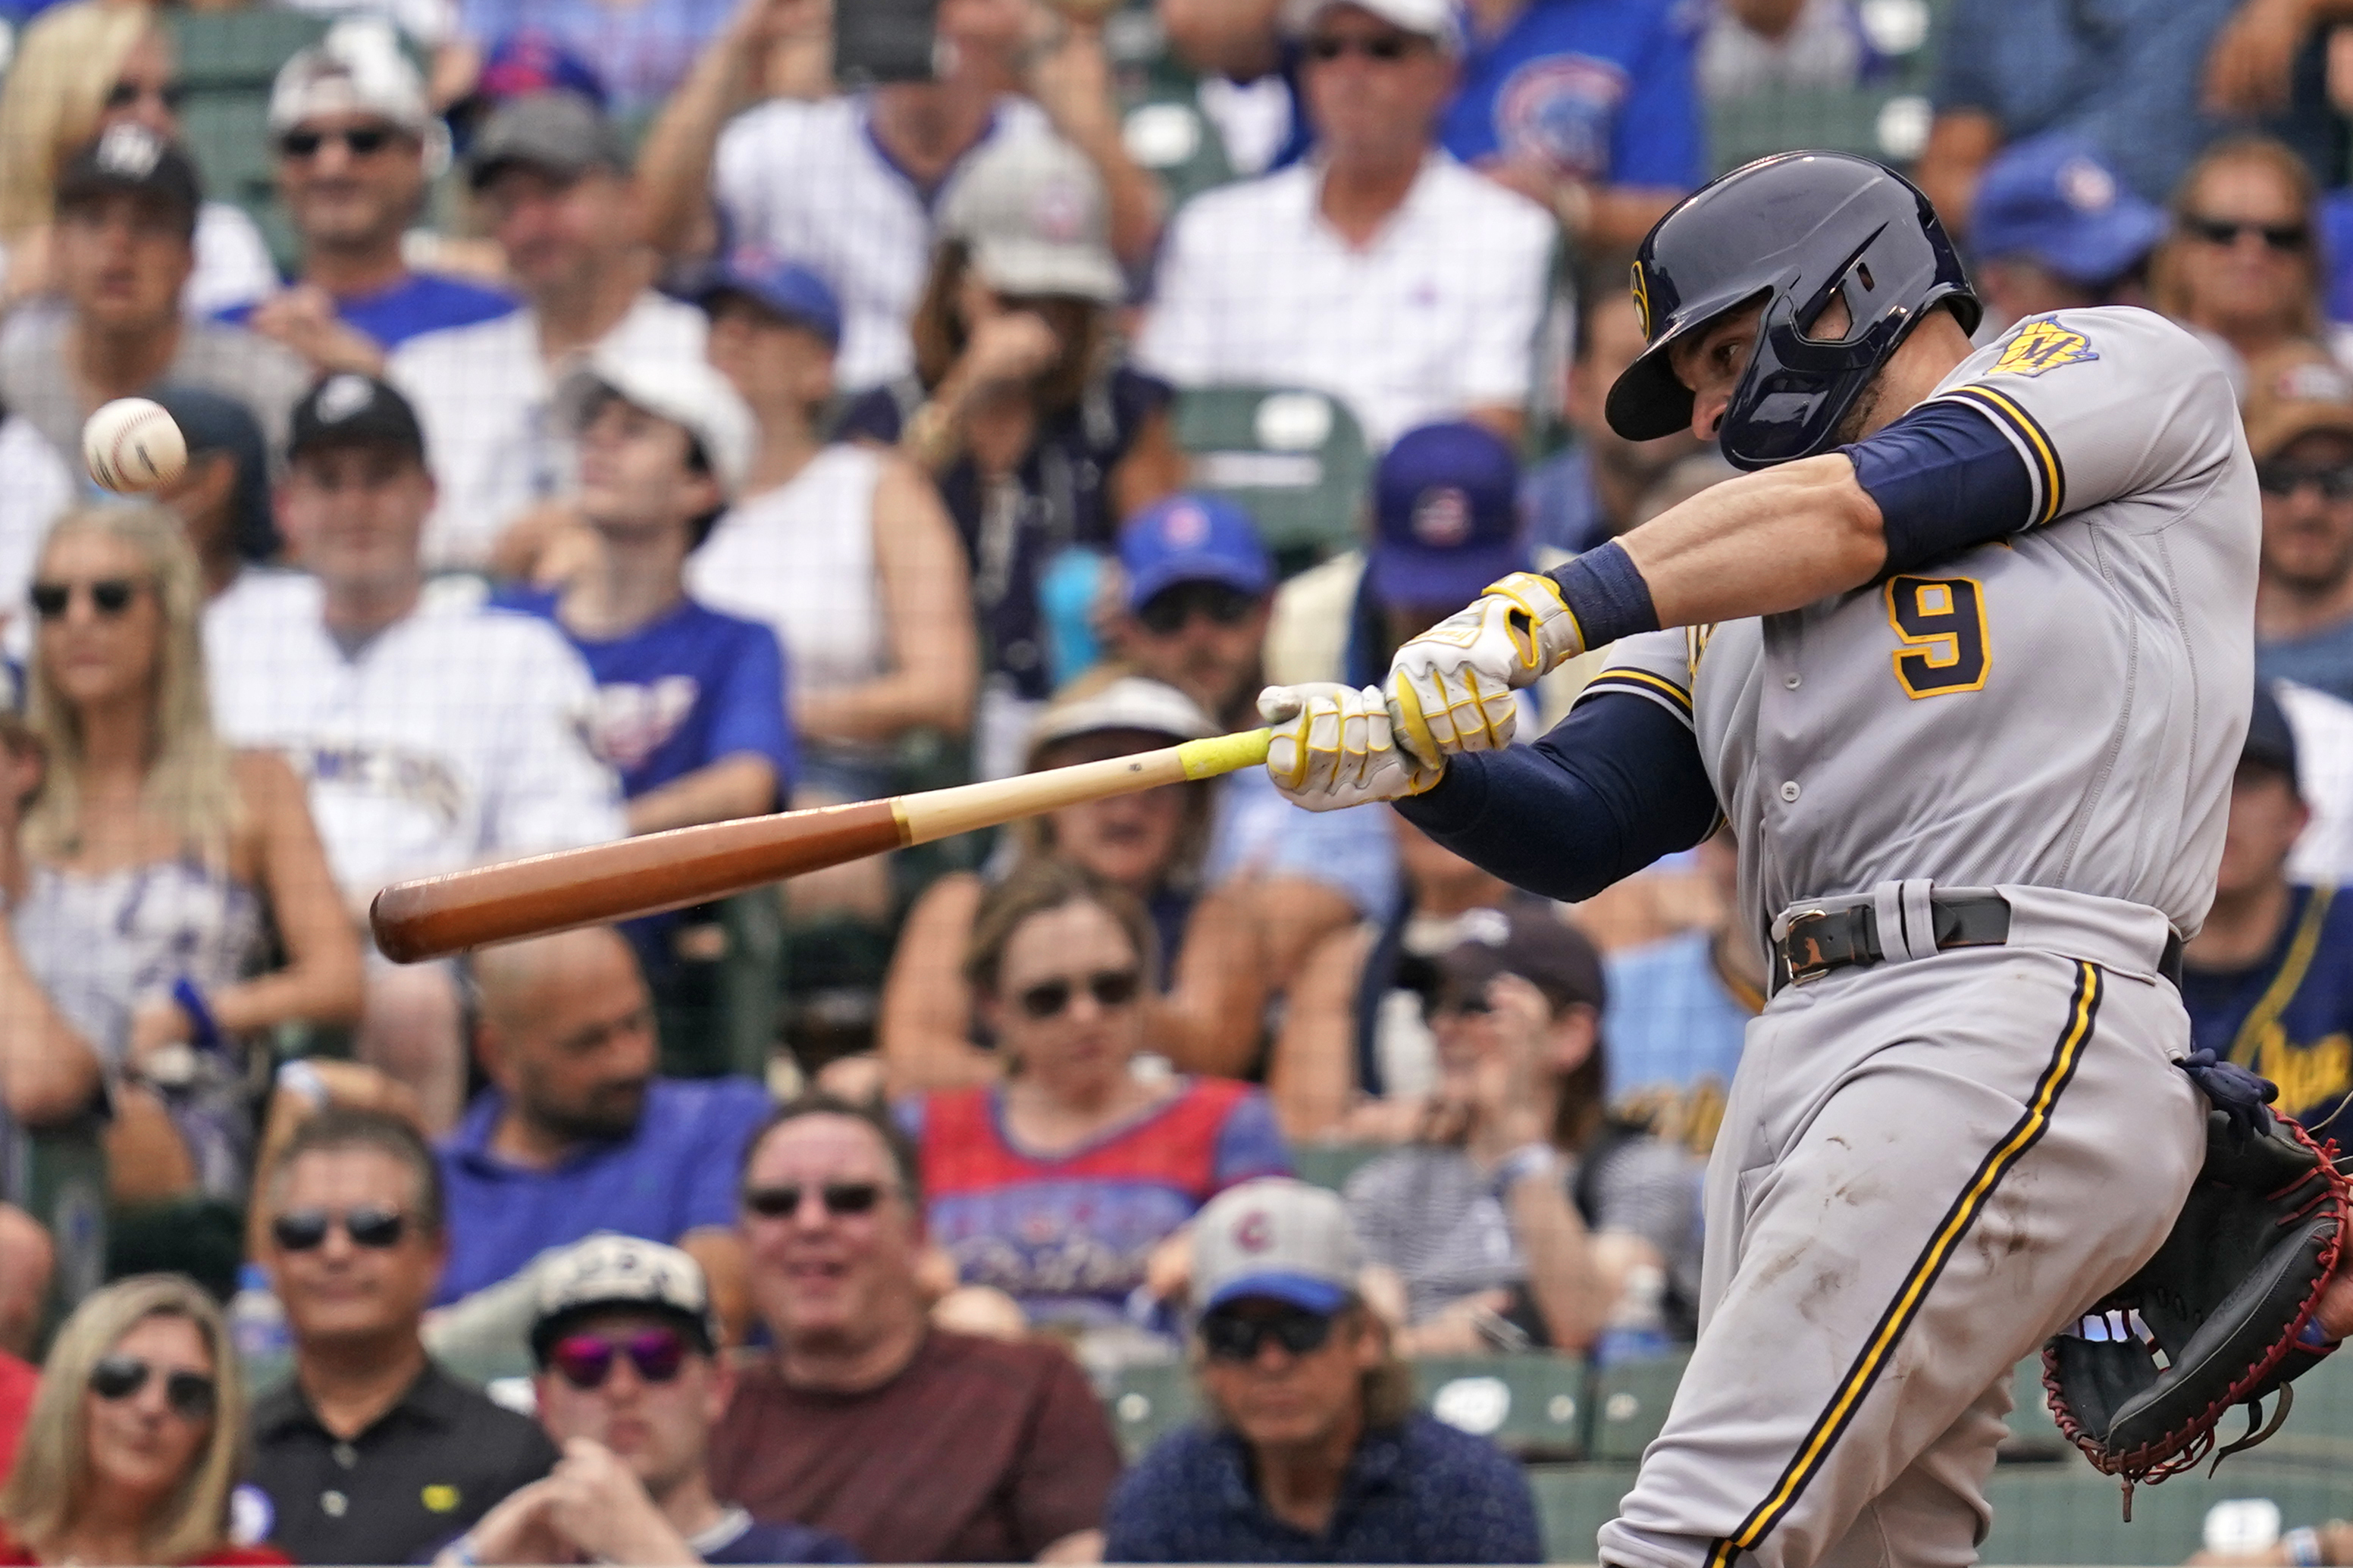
[270,19,437,141]
[940,134,1126,305]
[1192,1178,1366,1315]
[1026,676,1217,756]
[557,349,756,501]
[530,1234,719,1358]
[1281,0,1462,52]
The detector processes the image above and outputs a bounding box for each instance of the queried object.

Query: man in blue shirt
[1439,0,1703,252]
[1112,493,1399,1022]
[437,925,771,1332]
[2248,341,2353,705]
[1106,1178,1542,1563]
[1601,830,1759,1155]
[1524,273,1703,553]
[496,348,794,986]
[223,29,514,374]
[2182,684,2353,1138]
[1917,0,2340,233]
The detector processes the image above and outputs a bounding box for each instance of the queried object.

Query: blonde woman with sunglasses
[0,1273,284,1565]
[3,505,360,1204]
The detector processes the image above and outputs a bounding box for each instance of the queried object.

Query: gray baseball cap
[1192,1178,1364,1315]
[530,1234,719,1358]
[940,135,1124,305]
[467,90,626,190]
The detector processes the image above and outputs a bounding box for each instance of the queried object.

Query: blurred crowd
[8,0,2353,1559]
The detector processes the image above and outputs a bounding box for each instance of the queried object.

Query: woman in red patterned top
[0,1275,285,1566]
[905,860,1292,1351]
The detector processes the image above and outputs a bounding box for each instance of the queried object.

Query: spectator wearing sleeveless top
[880,674,1272,1092]
[901,860,1292,1355]
[7,505,362,1207]
[837,135,1185,781]
[689,252,978,925]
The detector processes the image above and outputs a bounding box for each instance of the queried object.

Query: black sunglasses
[30,578,140,620]
[2185,215,2310,252]
[2257,460,2353,501]
[271,1204,407,1253]
[280,126,400,160]
[89,1354,216,1420]
[1137,581,1258,636]
[103,78,188,113]
[1201,1307,1339,1362]
[742,1181,888,1219]
[547,1329,690,1390]
[1016,967,1142,1020]
[1303,33,1420,61]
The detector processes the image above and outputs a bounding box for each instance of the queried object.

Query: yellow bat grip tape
[1178,728,1274,781]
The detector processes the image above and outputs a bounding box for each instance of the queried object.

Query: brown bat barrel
[369,799,904,962]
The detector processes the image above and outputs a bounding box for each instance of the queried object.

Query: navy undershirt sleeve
[1396,691,1719,903]
[1842,398,2037,571]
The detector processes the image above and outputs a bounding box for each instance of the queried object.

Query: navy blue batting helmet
[1606,150,1979,470]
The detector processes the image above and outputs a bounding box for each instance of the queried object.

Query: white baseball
[82,397,188,494]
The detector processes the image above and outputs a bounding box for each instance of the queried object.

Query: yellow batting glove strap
[1483,570,1587,674]
[1389,677,1443,769]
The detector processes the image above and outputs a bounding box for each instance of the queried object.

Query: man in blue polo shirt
[495,346,791,991]
[1106,1178,1541,1563]
[435,925,769,1340]
[1437,0,1702,252]
[224,27,515,374]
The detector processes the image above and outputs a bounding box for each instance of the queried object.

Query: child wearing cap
[490,352,795,1002]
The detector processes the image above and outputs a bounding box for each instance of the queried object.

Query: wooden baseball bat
[368,728,1275,963]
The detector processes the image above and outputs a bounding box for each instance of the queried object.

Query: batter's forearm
[1611,455,1887,629]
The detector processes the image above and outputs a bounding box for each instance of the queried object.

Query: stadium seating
[11,1116,108,1341]
[167,11,330,274]
[1173,386,1372,571]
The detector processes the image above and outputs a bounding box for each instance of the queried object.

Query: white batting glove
[1258,683,1443,812]
[1385,571,1583,765]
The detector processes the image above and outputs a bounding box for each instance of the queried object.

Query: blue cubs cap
[683,249,843,347]
[1368,421,1525,609]
[1970,133,2164,288]
[1192,1179,1363,1316]
[477,31,609,109]
[1120,493,1271,611]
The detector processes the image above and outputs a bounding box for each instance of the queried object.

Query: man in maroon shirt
[710,1097,1119,1563]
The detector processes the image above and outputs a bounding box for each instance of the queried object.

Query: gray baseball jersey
[1575,307,2259,1568]
[1586,306,2257,947]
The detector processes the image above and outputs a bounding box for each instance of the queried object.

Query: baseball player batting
[1258,151,2353,1566]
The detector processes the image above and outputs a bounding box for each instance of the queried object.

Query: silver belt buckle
[1782,907,1835,984]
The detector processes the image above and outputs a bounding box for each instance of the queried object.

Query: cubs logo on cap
[1411,487,1473,547]
[1191,1178,1364,1316]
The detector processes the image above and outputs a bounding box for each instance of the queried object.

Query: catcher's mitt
[2043,1057,2351,1517]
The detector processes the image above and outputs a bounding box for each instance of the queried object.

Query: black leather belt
[1769,894,2185,993]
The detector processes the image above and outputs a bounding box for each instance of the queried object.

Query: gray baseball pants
[1597,885,2207,1568]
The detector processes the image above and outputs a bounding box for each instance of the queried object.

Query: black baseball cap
[1431,903,1608,1014]
[467,90,628,191]
[289,374,427,463]
[150,383,275,560]
[2244,682,2302,797]
[55,125,202,237]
